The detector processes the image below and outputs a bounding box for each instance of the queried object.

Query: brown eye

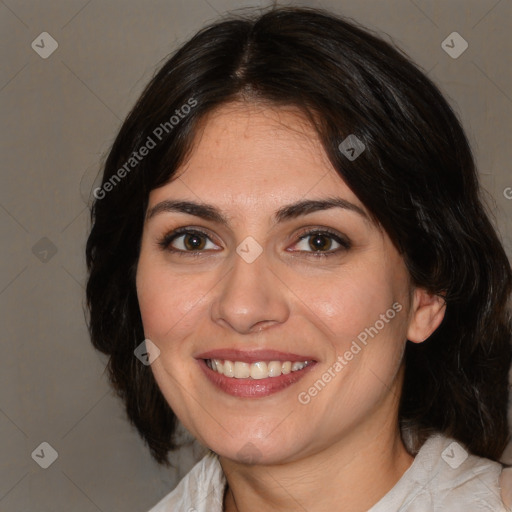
[290,229,351,257]
[308,233,334,252]
[158,229,219,253]
[182,233,207,250]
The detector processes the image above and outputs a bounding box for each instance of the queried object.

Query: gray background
[1,0,511,511]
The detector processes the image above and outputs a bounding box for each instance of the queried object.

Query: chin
[207,431,307,466]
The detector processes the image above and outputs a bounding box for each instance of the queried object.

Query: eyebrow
[145,197,369,225]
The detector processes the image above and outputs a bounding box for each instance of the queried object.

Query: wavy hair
[85,6,512,466]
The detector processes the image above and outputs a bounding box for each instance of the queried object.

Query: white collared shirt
[147,434,509,511]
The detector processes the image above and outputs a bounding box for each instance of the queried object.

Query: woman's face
[136,102,432,464]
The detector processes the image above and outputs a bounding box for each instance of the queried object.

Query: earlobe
[407,288,446,343]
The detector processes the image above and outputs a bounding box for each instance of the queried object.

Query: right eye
[158,228,221,254]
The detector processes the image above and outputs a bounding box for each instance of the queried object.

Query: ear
[407,288,446,343]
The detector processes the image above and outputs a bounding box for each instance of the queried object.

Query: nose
[210,249,290,335]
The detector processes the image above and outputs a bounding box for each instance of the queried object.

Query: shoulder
[371,434,509,511]
[146,452,226,512]
[423,435,508,511]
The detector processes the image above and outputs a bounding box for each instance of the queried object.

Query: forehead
[183,101,326,163]
[149,101,366,216]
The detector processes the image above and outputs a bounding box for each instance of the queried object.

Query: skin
[500,468,512,509]
[136,101,446,511]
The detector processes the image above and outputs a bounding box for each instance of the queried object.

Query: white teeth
[234,361,251,378]
[267,361,282,377]
[207,359,311,379]
[223,360,234,377]
[250,361,268,380]
[213,359,224,375]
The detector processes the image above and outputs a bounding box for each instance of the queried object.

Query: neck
[220,400,414,512]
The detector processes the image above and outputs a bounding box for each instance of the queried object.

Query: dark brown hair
[85,6,512,466]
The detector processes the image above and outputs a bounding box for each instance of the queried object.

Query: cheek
[136,257,211,346]
[300,264,402,350]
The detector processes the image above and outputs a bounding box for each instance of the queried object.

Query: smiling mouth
[204,359,314,379]
[196,349,317,397]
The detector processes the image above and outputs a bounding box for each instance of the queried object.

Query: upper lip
[195,349,316,364]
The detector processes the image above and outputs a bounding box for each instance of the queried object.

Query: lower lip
[198,359,316,398]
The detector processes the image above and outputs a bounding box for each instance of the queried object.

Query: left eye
[290,231,350,254]
[160,230,219,252]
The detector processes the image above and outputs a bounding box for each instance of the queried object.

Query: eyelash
[157,227,351,258]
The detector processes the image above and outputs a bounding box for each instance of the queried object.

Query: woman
[85,6,512,511]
